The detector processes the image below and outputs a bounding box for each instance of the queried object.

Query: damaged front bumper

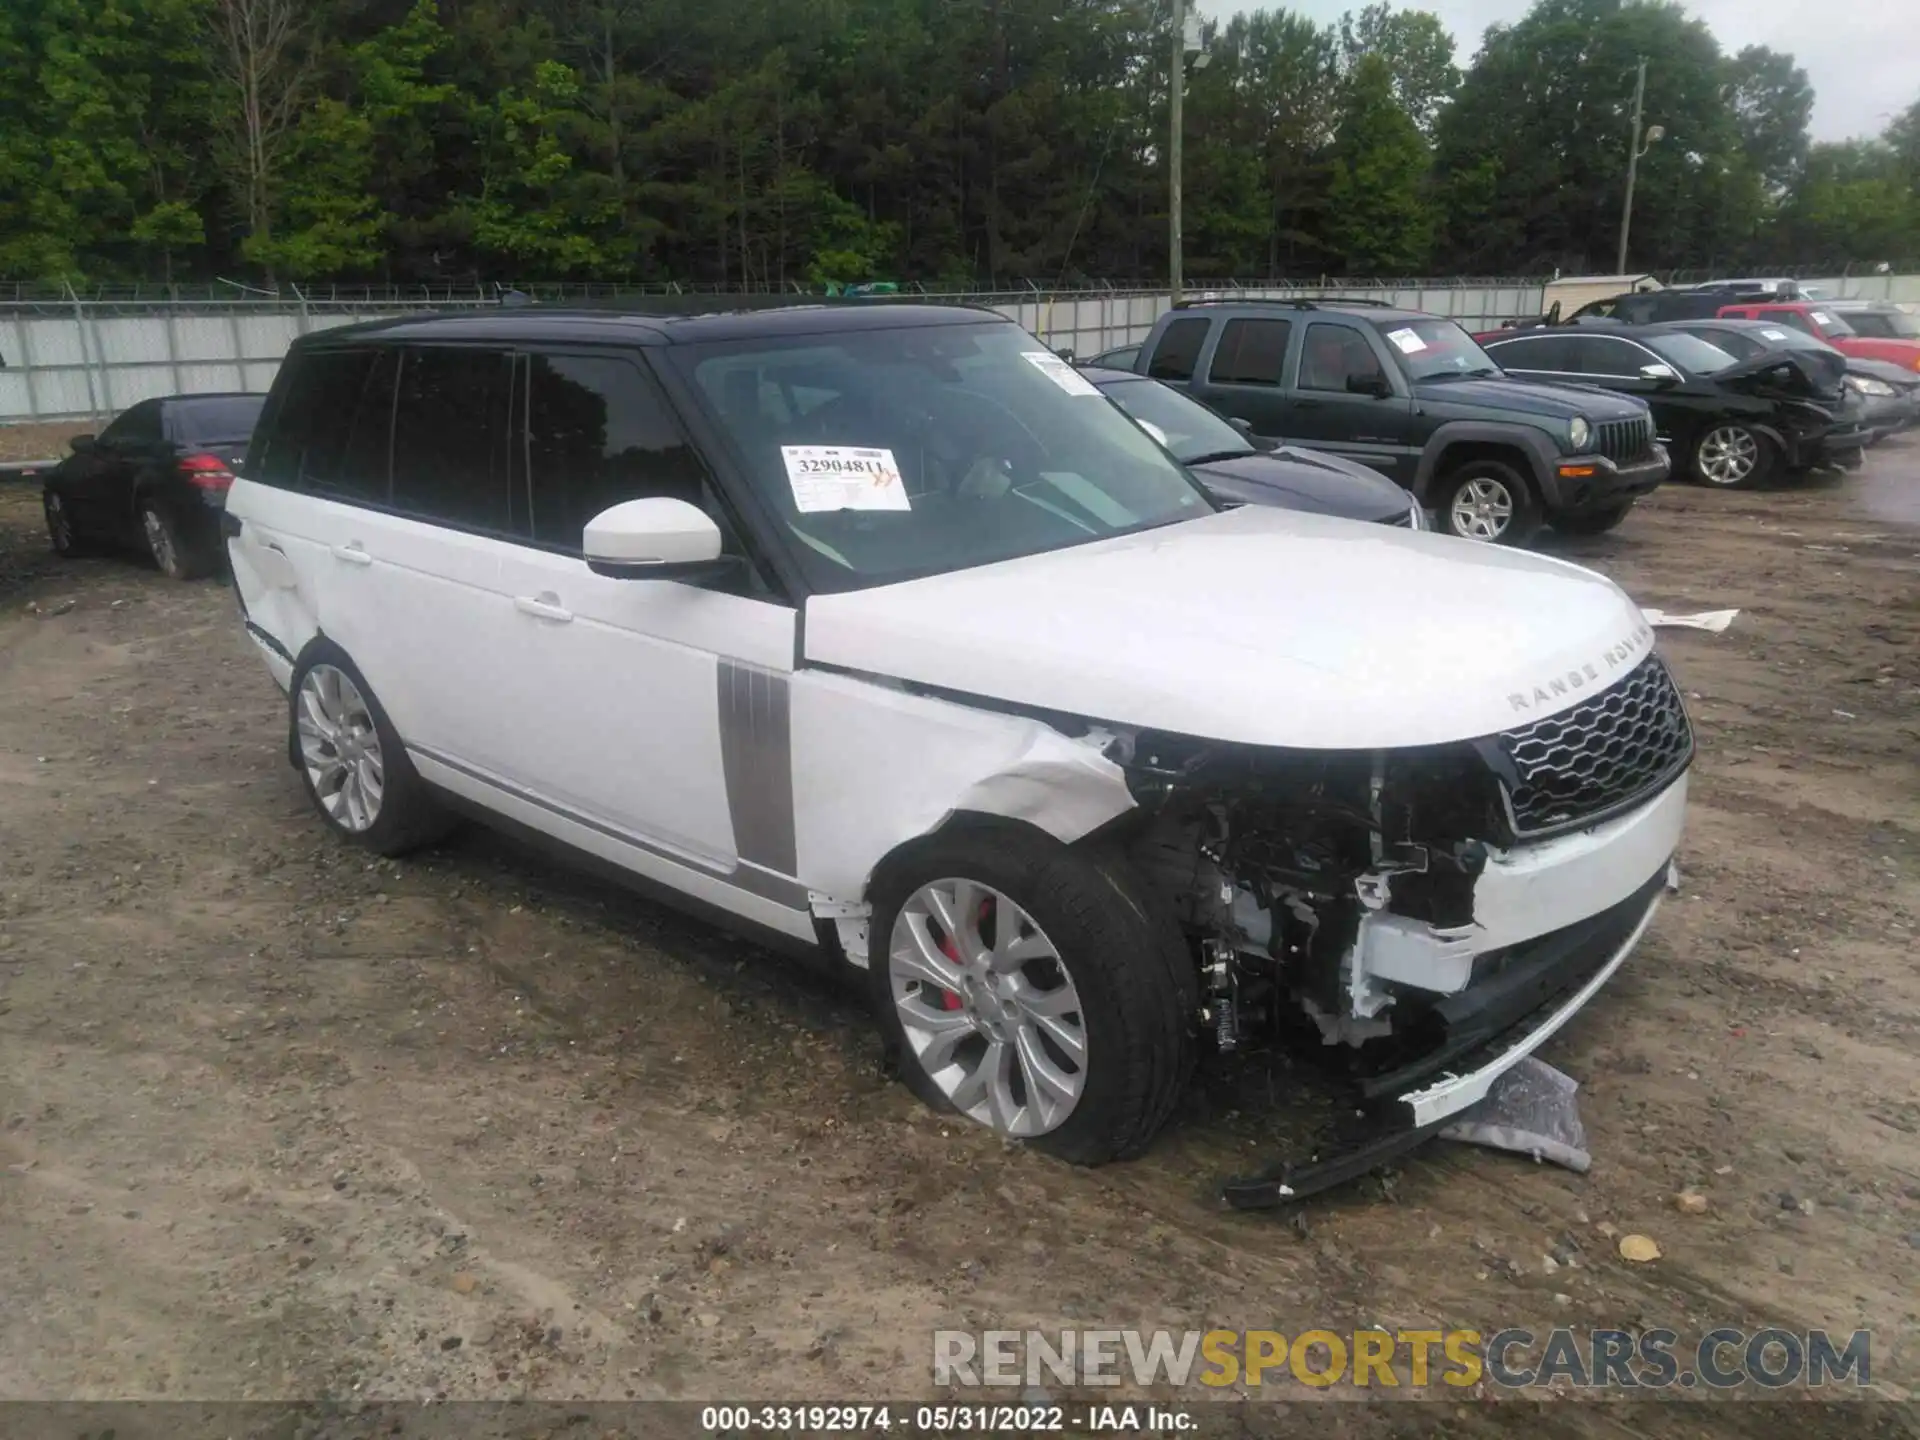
[1219,774,1688,1207]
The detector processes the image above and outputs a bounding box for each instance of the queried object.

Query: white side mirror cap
[583,497,723,575]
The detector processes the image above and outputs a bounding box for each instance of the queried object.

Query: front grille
[1494,654,1692,836]
[1594,414,1655,462]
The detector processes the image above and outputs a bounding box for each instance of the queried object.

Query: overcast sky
[1195,0,1916,142]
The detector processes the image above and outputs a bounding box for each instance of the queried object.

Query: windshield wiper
[1179,447,1256,465]
[1417,367,1500,381]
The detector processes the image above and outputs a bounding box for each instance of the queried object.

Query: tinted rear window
[171,396,264,444]
[390,348,513,532]
[1146,318,1210,382]
[255,349,383,494]
[1207,318,1291,385]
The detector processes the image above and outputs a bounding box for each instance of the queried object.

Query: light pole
[1616,57,1664,274]
[1170,0,1185,306]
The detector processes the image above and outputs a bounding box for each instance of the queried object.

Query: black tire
[868,826,1196,1166]
[1554,502,1634,536]
[1689,423,1775,490]
[43,488,89,557]
[137,496,212,580]
[287,641,456,857]
[1432,460,1542,545]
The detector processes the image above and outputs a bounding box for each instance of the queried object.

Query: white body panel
[805,504,1654,748]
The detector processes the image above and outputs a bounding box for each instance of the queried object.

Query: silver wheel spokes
[889,879,1087,1138]
[47,494,71,548]
[296,664,384,833]
[143,509,176,573]
[1450,477,1513,540]
[1698,427,1757,485]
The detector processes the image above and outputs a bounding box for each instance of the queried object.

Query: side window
[522,351,714,551]
[1299,323,1386,392]
[1760,308,1813,334]
[1575,338,1654,377]
[1614,296,1660,324]
[100,401,161,446]
[390,348,512,531]
[1145,318,1210,382]
[1487,336,1573,372]
[1207,318,1291,386]
[256,348,389,497]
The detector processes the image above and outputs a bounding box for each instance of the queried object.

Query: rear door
[1186,316,1294,439]
[1280,320,1419,483]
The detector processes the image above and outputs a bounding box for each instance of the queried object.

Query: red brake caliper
[934,897,992,1011]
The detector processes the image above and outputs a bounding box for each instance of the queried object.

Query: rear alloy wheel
[1433,461,1541,545]
[1692,424,1773,489]
[870,829,1194,1165]
[138,499,209,580]
[44,489,85,557]
[289,644,454,856]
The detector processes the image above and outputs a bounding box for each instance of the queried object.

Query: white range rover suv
[225,304,1691,1196]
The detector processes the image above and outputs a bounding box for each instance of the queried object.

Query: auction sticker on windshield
[781,445,911,513]
[1762,328,1790,340]
[1387,328,1428,354]
[1024,351,1102,396]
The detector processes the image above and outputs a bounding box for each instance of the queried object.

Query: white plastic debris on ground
[1438,1056,1591,1172]
[1642,607,1739,632]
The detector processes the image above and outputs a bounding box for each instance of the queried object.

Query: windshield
[1841,310,1920,340]
[1099,378,1251,463]
[1380,319,1501,380]
[1645,333,1738,374]
[674,320,1214,593]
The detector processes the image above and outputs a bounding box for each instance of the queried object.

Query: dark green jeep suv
[1127,299,1671,542]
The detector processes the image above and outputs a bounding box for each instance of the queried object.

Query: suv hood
[803,505,1655,750]
[1412,374,1646,420]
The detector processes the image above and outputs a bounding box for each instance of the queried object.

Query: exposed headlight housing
[1847,374,1896,397]
[1568,416,1592,451]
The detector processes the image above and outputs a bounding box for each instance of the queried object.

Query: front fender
[1414,422,1561,504]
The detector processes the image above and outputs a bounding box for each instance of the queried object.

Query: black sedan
[43,392,264,579]
[1078,367,1423,527]
[1480,326,1868,489]
[1642,318,1919,442]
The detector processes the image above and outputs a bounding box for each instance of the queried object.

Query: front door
[1283,320,1419,484]
[475,348,804,915]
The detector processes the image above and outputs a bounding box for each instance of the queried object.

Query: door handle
[515,592,574,623]
[329,542,372,567]
[1295,398,1323,409]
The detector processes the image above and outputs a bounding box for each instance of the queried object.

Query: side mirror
[1638,363,1681,386]
[583,497,732,582]
[1346,373,1393,399]
[1228,416,1255,437]
[1054,347,1076,363]
[69,434,96,453]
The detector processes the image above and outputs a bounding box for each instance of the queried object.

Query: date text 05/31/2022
[700,1405,1194,1433]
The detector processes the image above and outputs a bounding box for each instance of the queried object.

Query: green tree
[1324,52,1432,272]
[1339,4,1458,137]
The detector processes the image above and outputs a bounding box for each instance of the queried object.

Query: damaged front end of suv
[1117,653,1694,1204]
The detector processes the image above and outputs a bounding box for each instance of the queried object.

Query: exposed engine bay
[1121,733,1511,1058]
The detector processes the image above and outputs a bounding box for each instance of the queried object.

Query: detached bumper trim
[1395,862,1671,1127]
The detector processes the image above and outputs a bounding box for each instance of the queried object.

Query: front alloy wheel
[888,879,1087,1137]
[295,662,386,832]
[1448,476,1516,540]
[1694,425,1763,488]
[44,490,79,555]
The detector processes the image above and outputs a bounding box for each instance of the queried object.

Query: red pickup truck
[1711,301,1920,373]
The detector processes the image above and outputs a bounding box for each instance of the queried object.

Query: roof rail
[1171,295,1401,313]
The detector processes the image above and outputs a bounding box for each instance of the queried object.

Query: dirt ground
[0,440,1916,1433]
